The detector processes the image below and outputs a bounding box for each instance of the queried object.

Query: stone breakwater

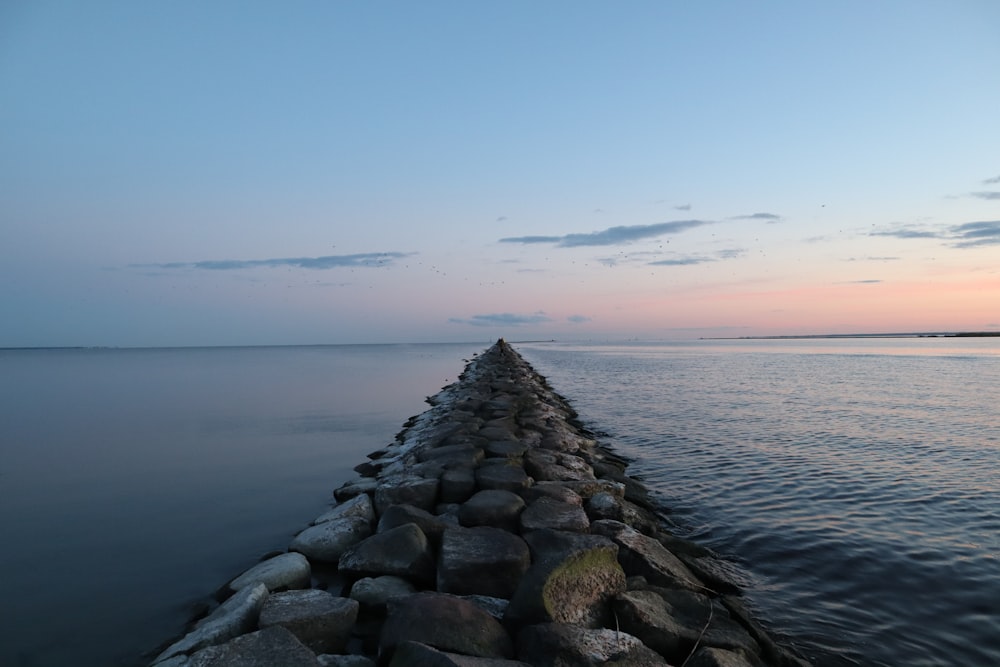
[150,340,811,667]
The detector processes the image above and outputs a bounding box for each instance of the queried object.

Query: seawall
[150,339,811,667]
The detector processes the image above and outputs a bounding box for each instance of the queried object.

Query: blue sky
[2,1,999,346]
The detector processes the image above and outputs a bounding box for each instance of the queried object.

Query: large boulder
[514,623,668,666]
[225,552,311,595]
[378,504,449,545]
[458,490,526,532]
[337,523,435,585]
[154,584,269,663]
[475,464,532,493]
[389,641,532,666]
[437,526,531,599]
[258,588,359,654]
[591,520,702,590]
[349,575,417,611]
[519,497,590,533]
[504,530,625,629]
[313,493,375,525]
[290,516,372,563]
[375,476,440,514]
[380,592,514,661]
[187,625,320,667]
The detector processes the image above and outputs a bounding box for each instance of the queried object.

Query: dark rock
[334,478,379,502]
[375,477,440,514]
[519,497,590,533]
[154,583,269,662]
[349,575,417,611]
[458,490,526,531]
[520,482,583,506]
[338,523,435,585]
[417,444,484,466]
[188,626,320,667]
[686,647,758,667]
[258,589,358,653]
[483,440,529,459]
[389,641,532,666]
[514,622,668,666]
[591,520,702,591]
[437,526,530,599]
[226,552,310,595]
[440,468,478,504]
[475,464,532,493]
[378,504,449,545]
[290,516,373,563]
[380,592,514,661]
[314,493,376,526]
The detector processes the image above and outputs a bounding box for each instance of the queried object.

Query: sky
[2,1,999,347]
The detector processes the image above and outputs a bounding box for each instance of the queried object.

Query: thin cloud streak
[970,191,1000,200]
[499,220,712,247]
[982,175,1000,185]
[951,221,1000,248]
[135,252,413,271]
[732,212,782,222]
[448,312,551,327]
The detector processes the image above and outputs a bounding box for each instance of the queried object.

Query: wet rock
[333,478,379,502]
[440,468,478,504]
[290,516,372,563]
[317,656,376,667]
[375,476,440,514]
[519,496,590,533]
[380,592,514,661]
[505,530,625,629]
[187,626,320,667]
[155,584,269,662]
[389,641,532,666]
[686,647,758,667]
[314,493,376,526]
[514,622,668,666]
[475,464,532,493]
[458,490,526,532]
[437,526,531,599]
[483,440,529,459]
[521,482,584,506]
[378,504,449,545]
[591,519,702,590]
[348,575,417,611]
[338,523,435,585]
[258,588,358,654]
[226,552,311,595]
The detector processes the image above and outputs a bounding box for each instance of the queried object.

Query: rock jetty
[151,340,810,667]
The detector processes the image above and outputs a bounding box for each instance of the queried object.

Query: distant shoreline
[703,332,1000,340]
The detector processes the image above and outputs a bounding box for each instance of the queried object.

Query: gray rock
[333,478,379,502]
[460,595,510,621]
[483,440,528,459]
[154,583,269,662]
[313,493,375,525]
[520,482,583,506]
[475,464,532,493]
[290,516,372,563]
[458,490,526,531]
[187,626,320,667]
[686,647,757,667]
[514,622,668,666]
[440,468,477,504]
[519,497,590,533]
[375,477,440,514]
[338,523,435,585]
[378,504,449,544]
[505,530,625,629]
[591,519,702,590]
[349,575,417,610]
[437,526,531,599]
[381,592,514,660]
[317,656,376,667]
[258,588,358,653]
[389,641,531,666]
[226,552,310,594]
[416,443,485,466]
[557,478,625,500]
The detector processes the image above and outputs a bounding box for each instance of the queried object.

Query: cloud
[869,225,943,240]
[674,204,692,211]
[732,212,782,222]
[647,247,744,266]
[567,315,591,324]
[136,252,412,271]
[845,256,901,262]
[448,312,551,327]
[950,220,1000,248]
[500,220,712,247]
[842,279,883,284]
[970,191,1000,200]
[983,175,1000,185]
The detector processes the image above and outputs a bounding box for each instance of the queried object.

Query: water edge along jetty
[150,340,811,667]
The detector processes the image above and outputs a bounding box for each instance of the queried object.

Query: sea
[0,339,997,667]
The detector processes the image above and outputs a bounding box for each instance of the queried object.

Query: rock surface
[149,340,810,667]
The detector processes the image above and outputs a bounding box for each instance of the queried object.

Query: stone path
[150,340,811,667]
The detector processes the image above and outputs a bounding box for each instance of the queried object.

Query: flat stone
[313,493,375,525]
[381,592,514,660]
[155,583,269,662]
[458,490,526,532]
[505,530,625,629]
[519,497,590,533]
[475,465,532,493]
[349,575,417,611]
[437,526,530,599]
[514,623,668,666]
[258,589,357,654]
[226,552,310,594]
[187,626,320,667]
[520,482,583,506]
[338,523,435,585]
[591,520,702,591]
[389,641,531,666]
[483,440,529,458]
[375,477,440,514]
[290,516,372,563]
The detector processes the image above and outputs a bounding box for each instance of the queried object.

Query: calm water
[516,339,1000,667]
[0,343,486,667]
